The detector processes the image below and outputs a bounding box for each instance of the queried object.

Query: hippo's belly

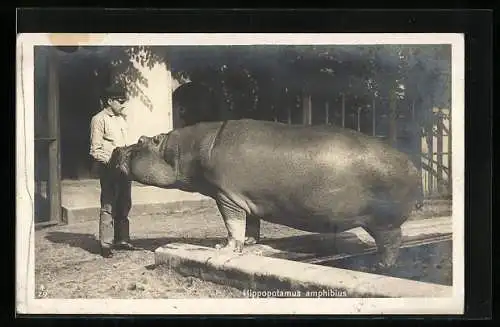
[222,177,373,233]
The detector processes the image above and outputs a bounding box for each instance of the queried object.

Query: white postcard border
[16,33,465,315]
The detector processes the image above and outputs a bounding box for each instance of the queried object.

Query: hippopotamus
[109,119,422,269]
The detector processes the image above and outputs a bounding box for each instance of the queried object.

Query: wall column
[46,49,62,224]
[123,56,173,144]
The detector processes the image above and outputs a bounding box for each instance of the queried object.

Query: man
[90,84,137,258]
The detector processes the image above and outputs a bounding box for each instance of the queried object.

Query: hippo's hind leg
[214,195,246,253]
[245,215,261,245]
[363,199,411,270]
[364,225,403,270]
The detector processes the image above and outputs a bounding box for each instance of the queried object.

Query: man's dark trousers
[98,162,132,248]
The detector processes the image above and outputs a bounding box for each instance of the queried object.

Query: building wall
[53,47,174,180]
[122,58,173,145]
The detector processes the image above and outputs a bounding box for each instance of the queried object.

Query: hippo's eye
[152,135,161,145]
[137,136,146,145]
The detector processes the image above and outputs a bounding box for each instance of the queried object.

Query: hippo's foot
[365,226,403,271]
[215,239,244,253]
[245,215,261,246]
[214,195,248,253]
[244,236,259,246]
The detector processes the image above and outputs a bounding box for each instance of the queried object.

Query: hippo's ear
[152,134,164,146]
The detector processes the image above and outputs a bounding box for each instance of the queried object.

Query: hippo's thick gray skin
[110,119,421,269]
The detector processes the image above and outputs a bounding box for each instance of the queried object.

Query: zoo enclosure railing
[272,93,452,199]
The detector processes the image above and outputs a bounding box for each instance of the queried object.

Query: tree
[54,44,451,133]
[56,45,168,111]
[164,44,450,130]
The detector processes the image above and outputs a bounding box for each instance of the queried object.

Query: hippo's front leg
[245,215,261,245]
[214,195,247,253]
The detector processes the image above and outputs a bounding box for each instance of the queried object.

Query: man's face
[108,96,127,115]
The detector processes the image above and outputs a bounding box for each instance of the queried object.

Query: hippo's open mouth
[109,145,138,177]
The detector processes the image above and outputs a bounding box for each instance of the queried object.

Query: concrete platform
[39,179,214,224]
[155,217,454,298]
[38,179,451,225]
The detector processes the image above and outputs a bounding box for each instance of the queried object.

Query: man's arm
[89,115,112,164]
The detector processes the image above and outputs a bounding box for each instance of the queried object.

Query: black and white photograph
[16,33,464,315]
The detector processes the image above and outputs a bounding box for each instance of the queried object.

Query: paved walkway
[60,179,210,209]
[40,179,213,224]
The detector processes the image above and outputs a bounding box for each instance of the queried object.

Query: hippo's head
[109,132,180,188]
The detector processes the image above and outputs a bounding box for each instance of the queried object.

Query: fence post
[436,108,444,194]
[411,99,424,202]
[448,107,452,195]
[357,107,361,132]
[426,108,434,196]
[325,101,329,124]
[341,93,345,127]
[372,98,376,136]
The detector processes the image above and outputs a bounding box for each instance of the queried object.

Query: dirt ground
[35,205,313,299]
[34,202,451,299]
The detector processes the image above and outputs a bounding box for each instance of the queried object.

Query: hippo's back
[200,119,419,220]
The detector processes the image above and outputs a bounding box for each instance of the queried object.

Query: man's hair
[101,84,127,103]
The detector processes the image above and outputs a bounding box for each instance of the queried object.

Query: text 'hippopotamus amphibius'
[109,119,422,269]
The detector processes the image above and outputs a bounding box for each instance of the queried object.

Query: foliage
[56,45,166,111]
[164,44,451,124]
[53,44,451,126]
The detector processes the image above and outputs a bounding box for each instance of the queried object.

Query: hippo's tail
[415,199,424,211]
[413,177,425,211]
[408,160,424,211]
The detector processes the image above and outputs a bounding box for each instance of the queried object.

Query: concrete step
[38,179,215,224]
[62,197,216,224]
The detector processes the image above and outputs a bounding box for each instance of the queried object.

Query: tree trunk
[388,90,398,147]
[302,93,312,125]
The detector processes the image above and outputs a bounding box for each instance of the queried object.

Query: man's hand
[108,146,130,177]
[90,147,114,166]
[108,148,121,169]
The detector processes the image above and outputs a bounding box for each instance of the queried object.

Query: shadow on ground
[260,232,366,257]
[44,230,366,259]
[45,232,103,255]
[44,230,452,285]
[45,232,224,254]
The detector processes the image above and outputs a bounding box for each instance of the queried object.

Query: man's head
[102,84,128,115]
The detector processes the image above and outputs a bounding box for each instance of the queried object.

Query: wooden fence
[273,93,452,199]
[421,107,451,198]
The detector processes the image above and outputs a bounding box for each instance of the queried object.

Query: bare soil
[35,205,311,299]
[35,202,451,299]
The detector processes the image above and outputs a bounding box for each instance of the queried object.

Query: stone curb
[155,242,454,298]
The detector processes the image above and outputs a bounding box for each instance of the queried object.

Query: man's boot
[99,209,114,258]
[113,217,137,250]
